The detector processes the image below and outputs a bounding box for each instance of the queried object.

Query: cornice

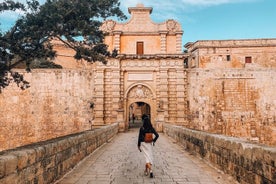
[185,38,276,51]
[117,54,188,60]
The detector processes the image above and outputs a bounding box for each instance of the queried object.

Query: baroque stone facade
[93,4,186,131]
[101,4,183,54]
[96,4,276,146]
[0,4,275,151]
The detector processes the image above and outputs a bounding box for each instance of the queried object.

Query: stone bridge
[0,123,275,184]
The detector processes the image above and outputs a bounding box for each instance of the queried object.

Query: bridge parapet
[163,123,276,184]
[0,123,119,184]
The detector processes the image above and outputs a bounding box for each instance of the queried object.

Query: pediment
[101,4,182,34]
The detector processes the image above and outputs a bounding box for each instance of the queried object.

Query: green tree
[0,0,126,92]
[0,0,32,92]
[0,0,25,12]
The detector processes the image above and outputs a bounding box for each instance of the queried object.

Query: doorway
[128,102,151,129]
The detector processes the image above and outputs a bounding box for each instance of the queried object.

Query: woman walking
[138,115,159,178]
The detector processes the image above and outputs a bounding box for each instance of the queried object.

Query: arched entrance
[128,102,151,129]
[124,83,156,130]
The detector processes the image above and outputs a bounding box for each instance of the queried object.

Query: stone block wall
[0,69,95,151]
[163,123,276,184]
[186,39,276,69]
[186,68,276,146]
[0,124,118,184]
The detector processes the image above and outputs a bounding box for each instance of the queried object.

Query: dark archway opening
[129,101,150,129]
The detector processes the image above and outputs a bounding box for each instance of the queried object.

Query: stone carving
[166,19,177,32]
[123,60,159,67]
[136,85,144,98]
[128,85,153,99]
[101,20,116,32]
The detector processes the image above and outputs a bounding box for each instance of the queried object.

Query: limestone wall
[1,67,275,151]
[163,123,276,184]
[196,46,276,69]
[186,39,276,69]
[0,124,118,184]
[186,68,276,146]
[0,69,95,151]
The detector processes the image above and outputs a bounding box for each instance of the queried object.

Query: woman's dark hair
[142,114,148,120]
[143,116,153,130]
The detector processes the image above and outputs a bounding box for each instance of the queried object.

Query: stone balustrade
[163,123,276,184]
[0,123,118,184]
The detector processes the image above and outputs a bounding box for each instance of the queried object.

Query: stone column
[159,31,168,54]
[93,69,105,126]
[111,66,121,124]
[176,68,186,125]
[155,101,165,132]
[113,31,122,53]
[159,67,168,122]
[176,31,183,53]
[117,107,125,132]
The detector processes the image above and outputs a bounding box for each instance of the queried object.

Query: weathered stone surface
[0,124,118,184]
[3,155,17,176]
[0,4,274,184]
[186,69,276,146]
[0,158,5,178]
[0,69,94,151]
[0,173,19,184]
[163,123,276,184]
[188,39,276,68]
[1,4,275,151]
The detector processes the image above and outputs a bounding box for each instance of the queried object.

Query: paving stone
[55,129,237,184]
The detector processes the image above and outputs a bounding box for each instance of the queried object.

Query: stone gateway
[0,4,275,152]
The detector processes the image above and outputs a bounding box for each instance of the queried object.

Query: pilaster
[113,31,122,53]
[176,69,186,125]
[159,31,168,54]
[176,31,183,53]
[93,69,105,126]
[159,67,169,122]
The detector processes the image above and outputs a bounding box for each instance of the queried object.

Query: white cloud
[119,0,259,23]
[180,0,259,6]
[120,0,259,11]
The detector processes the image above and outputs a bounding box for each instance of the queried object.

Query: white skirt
[141,142,154,164]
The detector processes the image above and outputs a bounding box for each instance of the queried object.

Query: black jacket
[138,127,159,147]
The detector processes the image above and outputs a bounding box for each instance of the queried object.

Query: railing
[163,123,276,184]
[0,123,119,184]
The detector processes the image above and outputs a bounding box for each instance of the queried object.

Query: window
[136,42,144,55]
[226,55,231,61]
[184,58,188,68]
[245,56,252,63]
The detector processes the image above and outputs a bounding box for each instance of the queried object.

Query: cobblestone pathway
[55,128,236,184]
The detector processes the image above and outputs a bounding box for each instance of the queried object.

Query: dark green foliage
[0,63,30,93]
[0,0,126,92]
[0,0,26,12]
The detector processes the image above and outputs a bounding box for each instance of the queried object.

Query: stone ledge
[163,123,276,184]
[117,54,188,60]
[0,123,119,184]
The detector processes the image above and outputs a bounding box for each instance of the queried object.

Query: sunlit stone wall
[186,68,276,146]
[0,69,95,151]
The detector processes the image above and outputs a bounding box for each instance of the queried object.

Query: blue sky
[1,0,276,45]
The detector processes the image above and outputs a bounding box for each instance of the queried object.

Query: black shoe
[150,172,153,178]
